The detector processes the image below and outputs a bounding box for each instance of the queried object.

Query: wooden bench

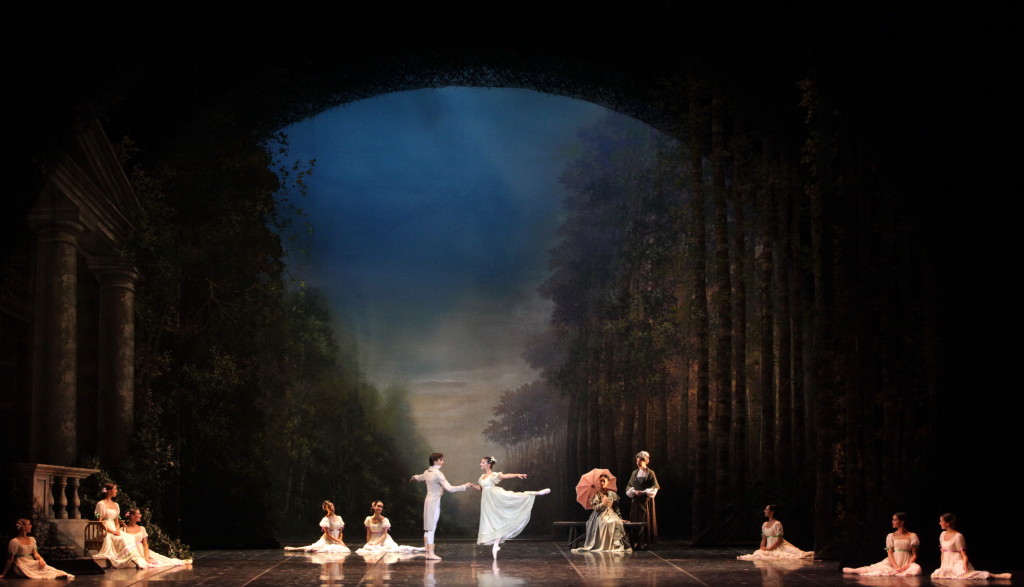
[553,520,645,547]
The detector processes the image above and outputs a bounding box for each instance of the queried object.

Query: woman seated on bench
[571,474,631,553]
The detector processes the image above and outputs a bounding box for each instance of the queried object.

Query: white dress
[5,537,74,580]
[93,500,148,568]
[846,532,921,575]
[931,532,1002,579]
[737,520,814,560]
[476,472,544,545]
[355,516,425,555]
[121,526,192,567]
[284,515,350,553]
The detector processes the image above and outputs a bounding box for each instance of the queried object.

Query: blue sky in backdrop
[275,87,627,476]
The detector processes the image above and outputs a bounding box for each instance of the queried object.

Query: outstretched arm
[437,471,470,493]
[497,473,527,480]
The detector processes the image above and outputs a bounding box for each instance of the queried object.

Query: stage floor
[46,541,1017,586]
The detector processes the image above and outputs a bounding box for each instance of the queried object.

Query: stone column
[67,476,83,519]
[93,262,138,462]
[51,475,68,519]
[29,215,83,466]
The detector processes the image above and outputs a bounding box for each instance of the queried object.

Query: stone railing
[15,463,101,555]
[16,463,100,520]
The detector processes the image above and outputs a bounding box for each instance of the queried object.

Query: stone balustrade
[16,462,100,520]
[15,463,101,555]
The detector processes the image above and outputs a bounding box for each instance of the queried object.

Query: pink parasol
[575,468,617,510]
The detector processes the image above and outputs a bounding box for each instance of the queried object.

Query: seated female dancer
[93,482,148,568]
[736,504,813,560]
[0,518,74,580]
[930,513,1011,580]
[842,512,920,575]
[284,500,350,553]
[354,500,424,555]
[121,508,192,567]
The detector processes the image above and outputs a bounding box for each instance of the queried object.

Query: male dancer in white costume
[410,452,475,560]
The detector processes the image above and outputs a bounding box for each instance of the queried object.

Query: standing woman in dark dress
[625,450,659,550]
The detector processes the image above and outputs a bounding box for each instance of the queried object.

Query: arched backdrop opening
[3,4,1016,568]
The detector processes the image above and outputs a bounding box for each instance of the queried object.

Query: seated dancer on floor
[0,518,74,580]
[93,482,148,568]
[572,474,631,553]
[842,512,920,576]
[284,500,350,553]
[930,513,1011,580]
[355,500,425,555]
[120,508,192,567]
[474,456,551,559]
[736,504,813,560]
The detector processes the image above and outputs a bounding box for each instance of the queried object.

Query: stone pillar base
[43,519,92,556]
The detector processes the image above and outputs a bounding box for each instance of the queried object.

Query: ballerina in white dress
[474,456,550,559]
[930,513,1011,580]
[93,483,148,569]
[843,512,921,575]
[736,505,813,560]
[284,500,350,554]
[354,500,425,555]
[120,508,192,567]
[0,518,74,580]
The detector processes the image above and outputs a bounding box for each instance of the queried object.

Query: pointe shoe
[536,488,551,495]
[492,543,500,559]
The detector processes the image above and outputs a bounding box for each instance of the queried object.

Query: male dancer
[410,452,475,560]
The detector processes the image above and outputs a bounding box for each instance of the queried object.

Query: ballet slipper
[536,488,551,495]
[425,544,441,560]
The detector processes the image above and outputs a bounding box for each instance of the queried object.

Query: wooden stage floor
[32,541,1018,586]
